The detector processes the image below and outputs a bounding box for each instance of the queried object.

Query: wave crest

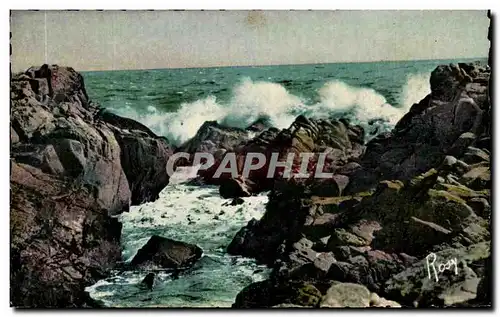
[108,74,431,145]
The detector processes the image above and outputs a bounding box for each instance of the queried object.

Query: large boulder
[130,235,203,269]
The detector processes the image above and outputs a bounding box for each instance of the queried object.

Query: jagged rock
[309,174,350,197]
[467,197,491,219]
[229,62,491,309]
[347,63,490,194]
[246,117,272,132]
[384,242,490,307]
[448,132,477,157]
[10,65,173,307]
[202,115,365,197]
[327,228,368,248]
[130,235,203,269]
[178,120,250,158]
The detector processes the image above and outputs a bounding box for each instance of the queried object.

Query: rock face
[10,65,173,307]
[200,115,366,197]
[348,62,491,193]
[130,235,203,269]
[227,62,491,308]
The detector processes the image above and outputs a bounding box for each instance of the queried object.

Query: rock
[384,242,490,307]
[226,62,491,310]
[230,197,245,205]
[271,303,307,308]
[310,174,350,197]
[233,280,322,308]
[302,213,340,240]
[130,235,203,269]
[336,162,361,175]
[11,65,173,307]
[178,120,250,158]
[99,110,173,205]
[467,197,491,219]
[219,178,253,198]
[325,249,417,293]
[11,126,20,143]
[140,273,155,290]
[441,155,457,168]
[246,117,272,132]
[369,292,401,308]
[460,166,491,190]
[273,240,336,280]
[462,147,489,164]
[320,282,371,308]
[327,228,368,248]
[448,132,477,157]
[204,115,365,197]
[352,63,490,190]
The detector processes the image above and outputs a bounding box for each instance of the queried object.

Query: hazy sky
[11,10,490,71]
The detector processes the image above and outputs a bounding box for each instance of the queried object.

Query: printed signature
[425,253,458,282]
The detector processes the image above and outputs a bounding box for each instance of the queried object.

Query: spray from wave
[108,74,431,146]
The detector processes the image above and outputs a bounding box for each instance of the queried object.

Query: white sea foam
[87,166,270,307]
[110,74,431,146]
[399,72,432,110]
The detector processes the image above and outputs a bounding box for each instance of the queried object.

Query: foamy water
[109,74,430,145]
[86,167,270,307]
[82,59,484,307]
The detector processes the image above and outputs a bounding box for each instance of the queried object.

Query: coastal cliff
[222,62,491,308]
[10,65,173,307]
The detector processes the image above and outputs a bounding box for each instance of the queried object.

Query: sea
[83,58,485,307]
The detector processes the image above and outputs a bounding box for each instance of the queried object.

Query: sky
[10,10,490,71]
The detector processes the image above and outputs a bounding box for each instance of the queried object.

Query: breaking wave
[110,73,431,146]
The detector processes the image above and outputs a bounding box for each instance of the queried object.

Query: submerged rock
[130,235,203,269]
[140,273,156,290]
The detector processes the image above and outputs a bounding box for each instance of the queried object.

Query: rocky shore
[10,61,491,308]
[10,65,173,307]
[219,62,492,308]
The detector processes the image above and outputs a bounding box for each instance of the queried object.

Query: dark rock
[462,147,490,164]
[230,197,245,205]
[246,117,272,132]
[178,120,250,158]
[130,235,203,269]
[10,65,173,307]
[219,178,253,198]
[233,280,322,308]
[140,273,155,290]
[384,242,490,307]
